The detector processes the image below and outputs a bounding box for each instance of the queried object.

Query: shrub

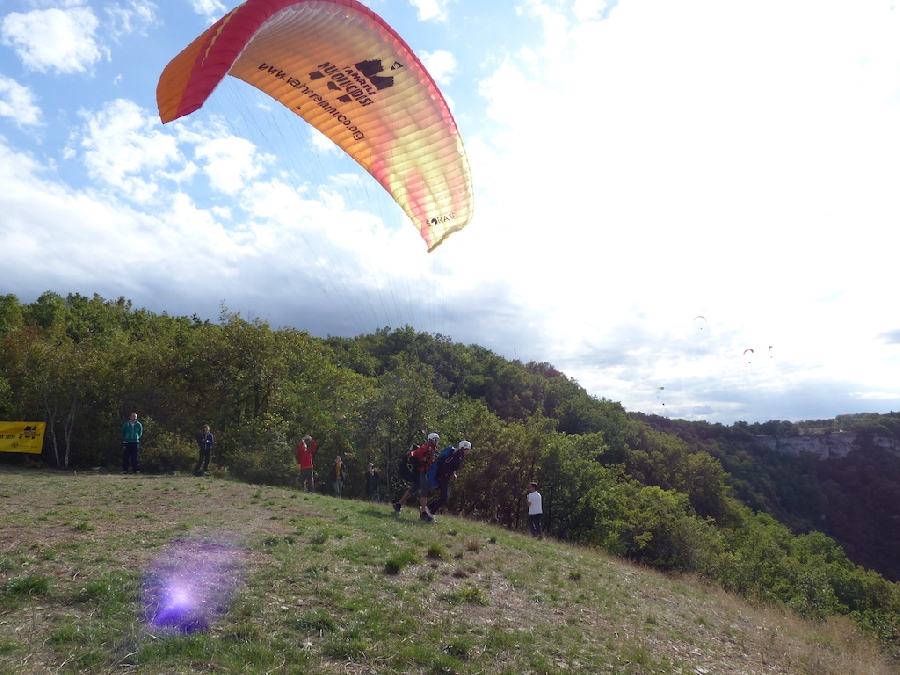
[140,430,196,473]
[224,417,295,486]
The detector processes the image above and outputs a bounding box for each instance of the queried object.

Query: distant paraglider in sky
[157,0,474,252]
[743,348,755,363]
[693,315,707,329]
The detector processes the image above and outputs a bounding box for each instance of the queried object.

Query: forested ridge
[632,412,900,583]
[2,291,900,658]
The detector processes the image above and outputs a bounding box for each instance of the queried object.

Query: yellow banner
[0,422,46,454]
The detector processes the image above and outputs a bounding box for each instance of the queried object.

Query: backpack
[397,448,421,483]
[427,445,457,488]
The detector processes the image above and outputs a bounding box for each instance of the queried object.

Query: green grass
[426,543,446,559]
[440,584,488,606]
[4,575,50,596]
[384,548,420,574]
[0,467,894,675]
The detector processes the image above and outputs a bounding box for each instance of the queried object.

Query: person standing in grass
[194,424,214,476]
[332,455,345,497]
[121,412,142,474]
[366,463,381,501]
[297,434,316,491]
[527,481,543,540]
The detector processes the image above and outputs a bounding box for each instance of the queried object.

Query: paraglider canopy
[157,0,473,252]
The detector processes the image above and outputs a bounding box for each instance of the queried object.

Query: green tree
[359,358,443,496]
[538,432,610,540]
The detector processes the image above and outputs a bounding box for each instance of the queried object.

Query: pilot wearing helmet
[392,432,440,521]
[425,440,472,522]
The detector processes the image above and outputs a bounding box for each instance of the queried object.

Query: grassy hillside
[0,468,893,675]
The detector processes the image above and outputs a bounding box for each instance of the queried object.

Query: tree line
[1,291,898,657]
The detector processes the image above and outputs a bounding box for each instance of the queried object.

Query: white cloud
[193,135,268,195]
[465,0,900,420]
[519,0,573,60]
[76,99,180,202]
[851,391,900,401]
[1,7,104,74]
[4,119,470,340]
[310,128,340,154]
[190,0,226,23]
[0,75,41,126]
[0,142,148,288]
[573,0,608,21]
[420,50,456,85]
[409,0,448,22]
[106,0,159,37]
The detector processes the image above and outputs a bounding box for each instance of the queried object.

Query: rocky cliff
[753,431,900,459]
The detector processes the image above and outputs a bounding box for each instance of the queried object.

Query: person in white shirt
[527,481,543,540]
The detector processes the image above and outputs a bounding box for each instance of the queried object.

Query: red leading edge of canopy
[170,0,457,133]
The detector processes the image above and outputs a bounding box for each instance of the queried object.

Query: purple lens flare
[143,533,245,633]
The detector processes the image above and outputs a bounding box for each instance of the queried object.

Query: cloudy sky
[1,0,899,425]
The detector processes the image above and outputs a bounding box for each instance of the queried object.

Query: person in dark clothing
[365,463,380,501]
[194,424,214,476]
[425,440,471,522]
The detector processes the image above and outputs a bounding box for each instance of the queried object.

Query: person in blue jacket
[425,440,471,522]
[121,412,143,474]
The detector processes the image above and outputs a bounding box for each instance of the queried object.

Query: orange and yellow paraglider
[157,0,473,252]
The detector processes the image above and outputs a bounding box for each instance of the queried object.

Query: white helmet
[427,432,440,442]
[459,441,471,450]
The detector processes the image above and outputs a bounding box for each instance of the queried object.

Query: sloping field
[0,468,893,674]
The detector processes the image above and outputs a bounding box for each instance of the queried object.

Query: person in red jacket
[393,432,439,522]
[297,434,317,491]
